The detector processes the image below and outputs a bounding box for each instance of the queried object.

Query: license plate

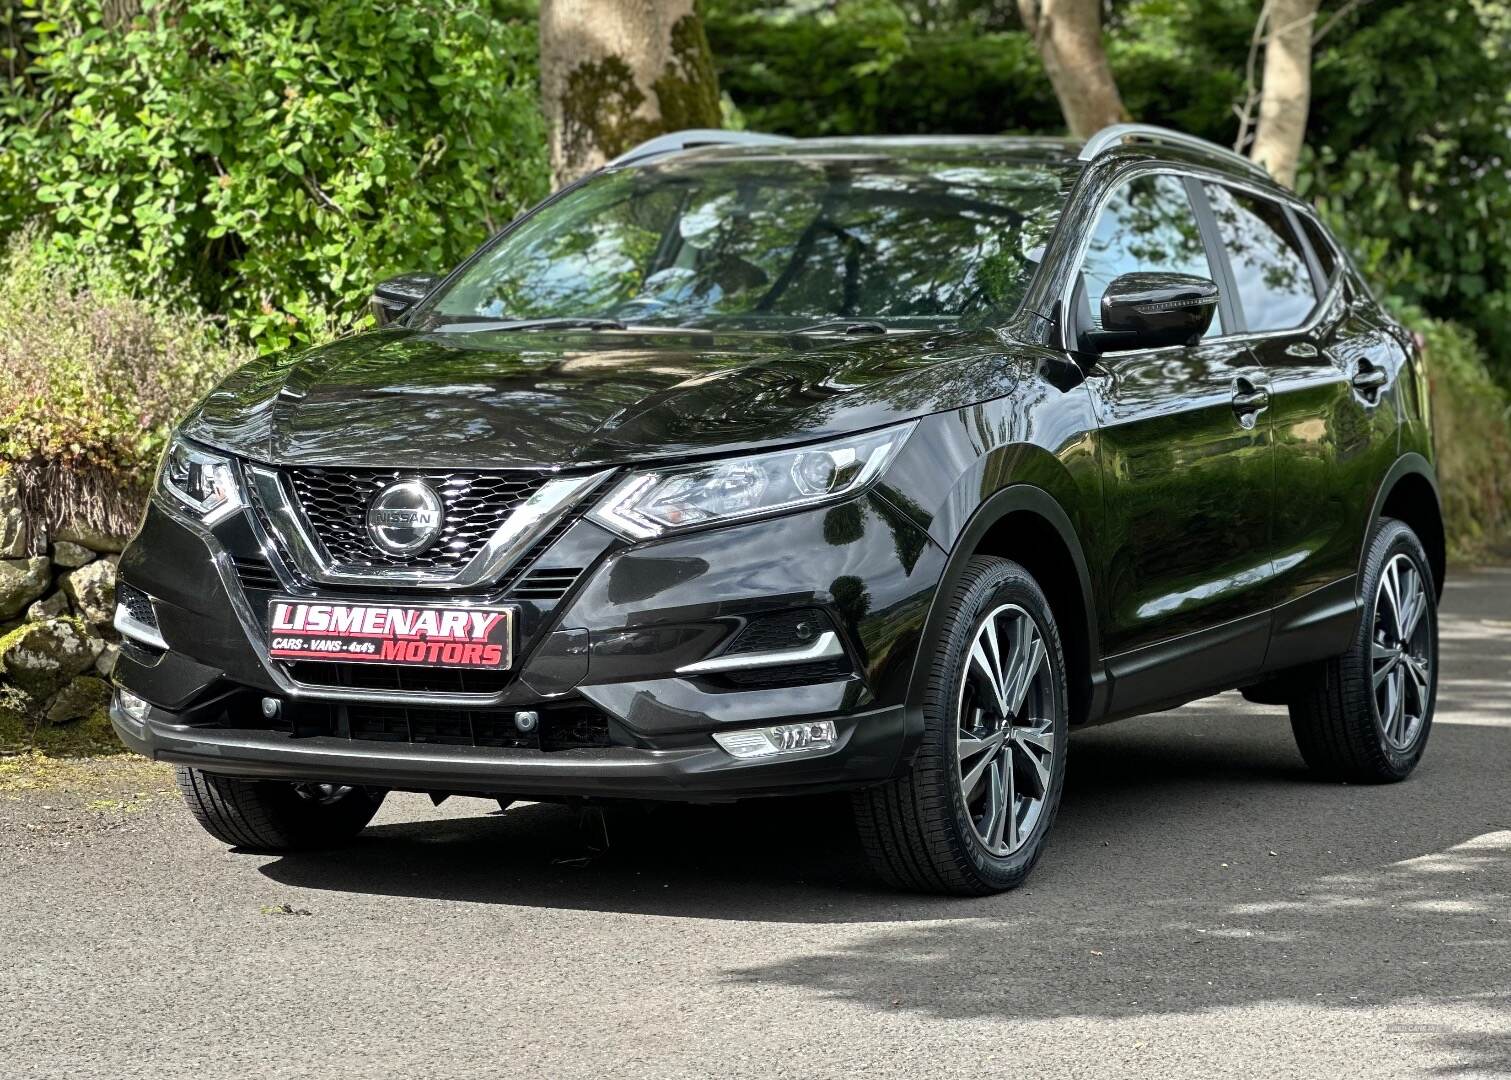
[267,599,514,670]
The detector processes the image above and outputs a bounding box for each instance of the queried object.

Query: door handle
[1231,383,1270,413]
[1231,378,1270,427]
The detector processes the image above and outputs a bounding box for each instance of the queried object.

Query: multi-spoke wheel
[957,605,1057,857]
[853,556,1069,895]
[1290,519,1437,783]
[176,768,386,852]
[1371,553,1433,751]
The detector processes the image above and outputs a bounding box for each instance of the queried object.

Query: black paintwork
[113,135,1443,801]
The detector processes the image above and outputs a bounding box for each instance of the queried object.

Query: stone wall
[0,475,125,737]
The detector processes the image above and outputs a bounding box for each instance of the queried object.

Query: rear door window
[1204,184,1318,332]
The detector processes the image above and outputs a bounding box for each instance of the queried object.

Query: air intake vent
[279,698,613,751]
[725,609,837,655]
[232,555,281,592]
[510,567,583,601]
[116,583,158,628]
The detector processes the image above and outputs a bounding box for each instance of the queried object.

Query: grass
[0,749,172,798]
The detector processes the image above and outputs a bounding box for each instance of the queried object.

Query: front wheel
[176,768,386,852]
[1288,518,1438,783]
[852,556,1070,895]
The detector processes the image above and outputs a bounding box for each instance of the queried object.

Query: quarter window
[1078,174,1221,336]
[1204,184,1318,332]
[1298,213,1339,285]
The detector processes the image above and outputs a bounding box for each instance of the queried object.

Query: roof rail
[1078,123,1270,179]
[606,129,794,169]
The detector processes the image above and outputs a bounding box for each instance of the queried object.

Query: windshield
[415,155,1072,332]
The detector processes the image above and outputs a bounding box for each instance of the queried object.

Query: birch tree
[1244,0,1324,187]
[1016,0,1130,139]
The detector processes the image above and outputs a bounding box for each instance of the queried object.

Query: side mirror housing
[371,272,442,327]
[1087,272,1219,353]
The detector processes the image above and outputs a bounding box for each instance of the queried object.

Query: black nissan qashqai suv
[111,125,1443,895]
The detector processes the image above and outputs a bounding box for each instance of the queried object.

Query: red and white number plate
[268,599,514,670]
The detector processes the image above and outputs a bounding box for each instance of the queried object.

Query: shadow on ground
[259,591,1511,1070]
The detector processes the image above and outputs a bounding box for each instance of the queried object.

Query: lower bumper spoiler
[111,699,907,802]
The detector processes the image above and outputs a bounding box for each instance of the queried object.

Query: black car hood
[182,326,1030,469]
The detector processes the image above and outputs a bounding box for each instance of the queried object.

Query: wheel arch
[907,484,1105,741]
[1367,454,1445,598]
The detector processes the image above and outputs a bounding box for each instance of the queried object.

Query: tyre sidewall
[930,560,1070,890]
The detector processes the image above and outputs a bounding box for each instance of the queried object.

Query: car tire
[852,555,1070,895]
[175,767,386,852]
[1288,518,1438,783]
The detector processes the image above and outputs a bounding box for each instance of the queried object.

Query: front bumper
[111,696,907,801]
[111,484,944,801]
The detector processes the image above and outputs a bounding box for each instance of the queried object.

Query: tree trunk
[1248,0,1321,188]
[540,0,722,188]
[1016,0,1130,140]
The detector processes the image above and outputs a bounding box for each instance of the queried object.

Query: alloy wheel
[1371,553,1433,751]
[955,603,1058,857]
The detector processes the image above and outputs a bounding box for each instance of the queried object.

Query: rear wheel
[852,556,1069,895]
[176,767,386,852]
[1289,519,1437,782]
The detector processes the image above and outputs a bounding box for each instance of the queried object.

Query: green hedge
[1,0,549,352]
[1415,314,1511,561]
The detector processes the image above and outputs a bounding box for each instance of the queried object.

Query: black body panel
[113,134,1442,801]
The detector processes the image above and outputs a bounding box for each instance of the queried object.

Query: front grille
[283,467,551,570]
[231,555,281,592]
[285,661,515,695]
[282,699,612,750]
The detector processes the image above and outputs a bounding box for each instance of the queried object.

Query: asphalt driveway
[3,570,1508,1079]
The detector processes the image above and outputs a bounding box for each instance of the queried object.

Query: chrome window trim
[676,631,844,675]
[247,466,615,591]
[1058,161,1343,357]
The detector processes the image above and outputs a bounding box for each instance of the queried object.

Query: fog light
[514,710,539,733]
[713,720,837,759]
[260,697,281,720]
[116,690,151,724]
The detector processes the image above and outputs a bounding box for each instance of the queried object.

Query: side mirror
[371,272,442,327]
[1088,272,1219,353]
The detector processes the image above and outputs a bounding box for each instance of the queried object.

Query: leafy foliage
[0,0,549,352]
[708,0,1511,379]
[0,230,251,538]
[1410,310,1511,560]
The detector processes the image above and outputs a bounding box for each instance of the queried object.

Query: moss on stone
[1,674,123,758]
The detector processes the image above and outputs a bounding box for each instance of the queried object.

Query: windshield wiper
[432,316,629,333]
[793,320,889,336]
[489,316,627,332]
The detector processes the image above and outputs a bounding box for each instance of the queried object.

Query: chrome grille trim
[246,465,614,590]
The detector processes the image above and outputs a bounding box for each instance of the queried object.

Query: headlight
[588,423,915,540]
[158,436,243,524]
